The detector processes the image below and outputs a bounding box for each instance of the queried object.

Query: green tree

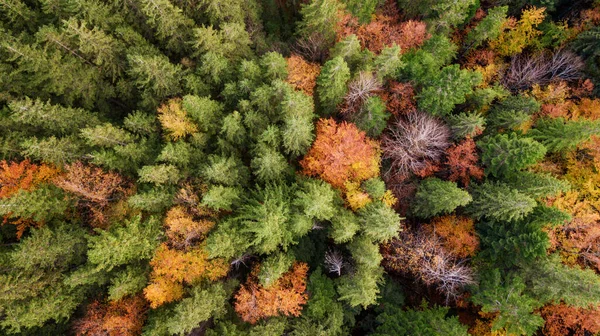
[468,182,537,222]
[374,44,403,81]
[316,56,351,114]
[503,171,570,199]
[0,184,69,223]
[337,264,383,309]
[329,208,360,243]
[446,111,486,140]
[529,118,600,152]
[358,201,402,242]
[137,0,194,54]
[471,269,544,336]
[343,0,379,23]
[201,185,241,211]
[258,251,296,287]
[373,302,469,336]
[20,136,84,166]
[463,6,508,50]
[417,65,482,116]
[295,178,340,221]
[138,164,180,185]
[127,54,182,105]
[297,0,341,45]
[411,178,472,218]
[107,264,148,301]
[329,34,366,71]
[478,133,546,177]
[86,215,161,271]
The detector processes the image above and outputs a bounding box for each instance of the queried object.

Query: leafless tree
[382,230,475,303]
[341,72,382,116]
[381,111,450,179]
[324,249,345,276]
[503,50,584,90]
[231,253,253,270]
[293,32,330,63]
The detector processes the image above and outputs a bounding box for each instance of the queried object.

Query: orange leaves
[157,98,197,141]
[72,295,147,336]
[300,118,380,190]
[381,81,416,115]
[286,54,321,96]
[144,243,228,308]
[426,215,480,259]
[445,138,484,187]
[541,304,600,336]
[54,162,127,227]
[337,5,429,54]
[234,262,309,324]
[164,206,214,248]
[0,160,58,199]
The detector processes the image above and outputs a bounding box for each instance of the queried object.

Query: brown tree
[72,295,147,336]
[234,262,309,324]
[444,138,484,187]
[541,304,600,336]
[286,54,321,96]
[424,215,480,259]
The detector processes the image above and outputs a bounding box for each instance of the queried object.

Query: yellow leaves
[490,7,545,57]
[164,206,215,247]
[286,54,321,96]
[144,243,229,308]
[530,82,570,105]
[345,181,372,211]
[157,98,197,141]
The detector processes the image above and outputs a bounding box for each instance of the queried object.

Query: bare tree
[324,249,345,276]
[382,230,475,303]
[341,72,382,116]
[503,50,584,90]
[293,32,330,63]
[231,253,253,270]
[381,111,450,179]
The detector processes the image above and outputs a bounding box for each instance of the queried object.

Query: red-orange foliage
[54,162,128,227]
[144,243,228,308]
[463,49,497,69]
[0,160,59,199]
[337,4,429,54]
[381,81,417,115]
[72,295,147,336]
[234,262,309,324]
[0,160,60,238]
[425,215,480,258]
[300,118,380,190]
[445,138,484,187]
[541,304,600,336]
[286,54,321,96]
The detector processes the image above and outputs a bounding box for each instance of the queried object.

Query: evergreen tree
[468,182,537,222]
[446,111,486,140]
[478,133,547,177]
[297,0,341,46]
[503,171,570,199]
[417,65,482,116]
[529,118,600,152]
[316,57,351,114]
[411,178,472,218]
[294,178,340,221]
[329,208,360,243]
[373,302,469,336]
[374,44,403,81]
[463,6,508,51]
[358,201,402,242]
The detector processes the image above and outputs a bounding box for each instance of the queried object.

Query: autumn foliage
[540,304,600,336]
[425,215,480,259]
[338,5,429,54]
[445,138,484,187]
[144,243,228,308]
[54,162,127,227]
[72,295,147,336]
[164,205,215,249]
[380,81,417,115]
[286,54,321,96]
[157,98,198,141]
[301,118,380,190]
[234,262,309,324]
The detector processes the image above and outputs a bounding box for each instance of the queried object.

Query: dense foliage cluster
[1,0,600,335]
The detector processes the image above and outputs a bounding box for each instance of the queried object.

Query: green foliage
[297,0,341,44]
[374,44,403,80]
[343,0,379,23]
[108,264,148,301]
[258,251,295,287]
[486,94,540,131]
[202,185,241,211]
[166,283,229,336]
[0,184,69,223]
[329,208,360,243]
[361,178,386,199]
[202,155,250,187]
[337,264,383,308]
[411,178,472,218]
[463,6,508,50]
[358,201,402,242]
[295,178,340,221]
[529,118,600,152]
[353,96,390,137]
[446,111,486,140]
[503,171,570,199]
[20,136,84,166]
[373,302,469,336]
[398,0,478,32]
[86,215,161,271]
[468,182,537,222]
[471,269,544,336]
[330,35,366,71]
[478,133,546,177]
[316,56,351,114]
[138,164,180,185]
[417,65,482,116]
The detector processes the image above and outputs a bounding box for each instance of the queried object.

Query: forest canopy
[2,0,600,335]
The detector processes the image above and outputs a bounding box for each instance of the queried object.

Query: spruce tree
[411,178,472,218]
[529,117,600,152]
[468,182,537,222]
[316,56,351,114]
[478,133,547,177]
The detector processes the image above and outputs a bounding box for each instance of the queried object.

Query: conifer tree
[316,57,351,114]
[468,182,537,222]
[529,117,600,152]
[478,133,547,177]
[297,0,341,46]
[411,178,472,218]
[463,6,508,51]
[417,65,482,116]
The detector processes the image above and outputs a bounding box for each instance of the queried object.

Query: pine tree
[417,65,482,116]
[136,0,194,54]
[127,54,183,105]
[468,182,537,222]
[478,133,547,177]
[358,201,402,242]
[316,57,351,114]
[329,35,365,71]
[503,171,570,199]
[258,251,296,287]
[201,185,241,211]
[107,264,149,301]
[373,302,469,336]
[528,117,600,152]
[374,44,403,81]
[446,112,486,140]
[329,208,360,243]
[294,178,340,221]
[297,0,341,45]
[138,164,180,185]
[463,6,508,51]
[411,178,472,218]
